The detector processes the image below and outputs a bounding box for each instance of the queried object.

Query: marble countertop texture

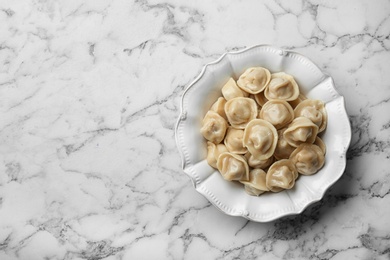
[1,0,390,259]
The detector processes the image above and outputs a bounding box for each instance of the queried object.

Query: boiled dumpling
[283,117,318,147]
[240,168,269,196]
[314,136,326,154]
[294,99,327,133]
[242,119,278,160]
[264,72,299,101]
[266,159,298,192]
[225,97,258,129]
[237,67,271,94]
[217,152,249,181]
[222,78,249,100]
[244,152,274,169]
[224,127,247,154]
[200,110,228,144]
[259,100,294,129]
[206,141,228,168]
[274,128,296,160]
[254,91,269,107]
[289,93,307,108]
[210,97,228,120]
[290,143,325,175]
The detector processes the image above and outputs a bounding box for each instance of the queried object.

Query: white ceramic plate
[175,45,351,222]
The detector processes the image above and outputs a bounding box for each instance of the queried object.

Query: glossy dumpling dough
[289,93,307,108]
[245,152,274,169]
[224,127,247,154]
[254,91,269,107]
[294,99,327,133]
[200,111,228,144]
[240,168,269,196]
[206,141,228,168]
[243,119,278,160]
[283,117,318,147]
[237,67,271,94]
[274,128,296,160]
[266,159,298,192]
[259,100,294,129]
[210,97,227,120]
[290,143,325,175]
[225,97,258,129]
[314,136,326,154]
[265,72,299,101]
[217,152,249,181]
[222,78,249,100]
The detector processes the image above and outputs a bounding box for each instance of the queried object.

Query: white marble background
[0,0,390,259]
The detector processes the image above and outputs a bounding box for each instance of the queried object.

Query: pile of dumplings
[200,67,327,196]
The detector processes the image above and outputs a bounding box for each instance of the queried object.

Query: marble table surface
[1,0,390,259]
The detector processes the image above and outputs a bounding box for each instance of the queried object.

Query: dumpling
[290,143,325,175]
[264,72,299,101]
[206,141,228,168]
[242,119,278,160]
[222,78,249,100]
[294,99,327,133]
[217,152,249,181]
[224,127,247,154]
[314,136,326,154]
[259,100,294,129]
[237,67,271,94]
[225,97,258,129]
[200,111,228,144]
[245,152,274,169]
[210,97,228,120]
[289,93,307,108]
[266,159,298,192]
[240,168,269,196]
[274,128,296,160]
[283,117,318,147]
[254,91,269,107]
